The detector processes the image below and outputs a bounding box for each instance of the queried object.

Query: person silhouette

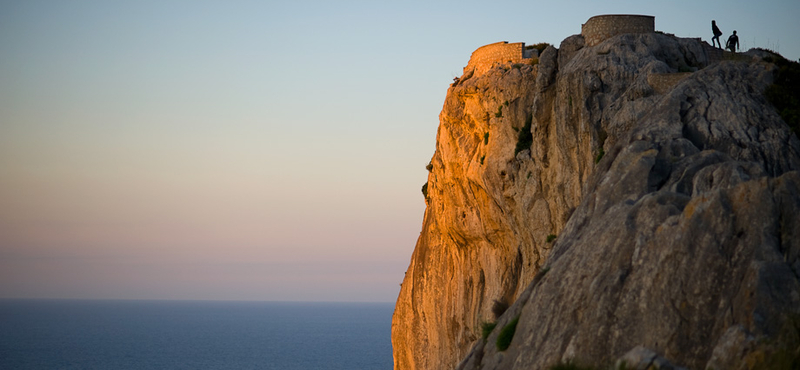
[711,20,723,48]
[726,30,739,53]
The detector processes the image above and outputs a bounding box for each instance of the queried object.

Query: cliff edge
[393,25,800,370]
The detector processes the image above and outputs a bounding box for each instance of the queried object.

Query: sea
[0,300,394,370]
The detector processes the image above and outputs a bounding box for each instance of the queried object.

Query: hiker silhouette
[727,30,739,53]
[711,20,723,48]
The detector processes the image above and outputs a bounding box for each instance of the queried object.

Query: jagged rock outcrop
[393,31,800,370]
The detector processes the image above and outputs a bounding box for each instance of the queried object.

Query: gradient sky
[1,0,798,302]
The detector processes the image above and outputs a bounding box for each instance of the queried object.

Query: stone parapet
[464,42,537,76]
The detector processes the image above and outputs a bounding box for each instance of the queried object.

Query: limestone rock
[393,31,800,370]
[392,59,562,370]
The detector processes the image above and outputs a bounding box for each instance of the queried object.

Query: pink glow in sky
[1,0,798,302]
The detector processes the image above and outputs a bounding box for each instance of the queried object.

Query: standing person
[726,30,739,53]
[711,20,723,48]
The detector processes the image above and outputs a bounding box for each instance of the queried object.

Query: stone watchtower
[463,42,539,77]
[461,15,655,78]
[581,14,655,46]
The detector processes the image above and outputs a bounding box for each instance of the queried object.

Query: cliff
[392,30,800,370]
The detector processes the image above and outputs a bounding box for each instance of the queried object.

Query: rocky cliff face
[393,32,800,370]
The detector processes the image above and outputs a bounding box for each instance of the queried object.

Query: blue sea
[0,300,394,370]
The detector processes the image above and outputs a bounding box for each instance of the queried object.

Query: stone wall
[464,42,537,76]
[581,14,655,47]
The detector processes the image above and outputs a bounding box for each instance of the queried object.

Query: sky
[1,0,798,303]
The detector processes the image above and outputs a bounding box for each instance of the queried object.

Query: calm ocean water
[0,300,394,370]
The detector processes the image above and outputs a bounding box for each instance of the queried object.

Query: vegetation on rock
[594,147,605,164]
[491,299,509,319]
[764,53,800,138]
[395,31,800,370]
[480,322,497,341]
[496,316,519,351]
[527,42,551,54]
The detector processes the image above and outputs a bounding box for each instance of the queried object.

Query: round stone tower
[581,14,655,47]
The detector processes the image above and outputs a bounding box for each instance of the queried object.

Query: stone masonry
[464,42,538,76]
[581,14,655,46]
[463,15,656,78]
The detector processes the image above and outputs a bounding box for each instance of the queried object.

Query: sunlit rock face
[393,31,800,370]
[391,44,584,370]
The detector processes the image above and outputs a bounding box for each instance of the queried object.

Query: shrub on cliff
[764,53,800,138]
[491,299,509,319]
[480,322,496,341]
[496,316,519,351]
[527,42,551,54]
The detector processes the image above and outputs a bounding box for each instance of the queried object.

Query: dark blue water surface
[0,300,394,370]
